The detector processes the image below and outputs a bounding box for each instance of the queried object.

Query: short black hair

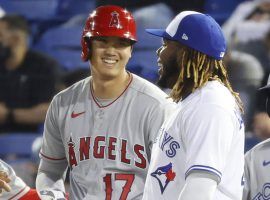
[0,14,30,35]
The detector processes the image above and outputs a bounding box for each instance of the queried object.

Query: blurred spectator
[242,73,270,200]
[0,14,61,134]
[222,0,270,48]
[225,50,264,131]
[237,28,270,76]
[250,74,270,141]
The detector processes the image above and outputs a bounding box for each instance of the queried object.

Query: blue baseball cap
[146,11,226,60]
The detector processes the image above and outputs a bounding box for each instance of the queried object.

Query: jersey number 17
[103,173,135,200]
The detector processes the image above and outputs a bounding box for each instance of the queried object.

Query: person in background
[222,0,270,48]
[243,73,270,200]
[0,14,61,133]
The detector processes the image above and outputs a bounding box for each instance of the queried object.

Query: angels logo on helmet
[109,11,122,29]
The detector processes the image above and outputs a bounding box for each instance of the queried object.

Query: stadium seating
[0,0,59,21]
[35,25,88,70]
[0,133,41,162]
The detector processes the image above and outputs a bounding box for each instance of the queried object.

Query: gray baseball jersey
[39,73,176,200]
[243,138,270,200]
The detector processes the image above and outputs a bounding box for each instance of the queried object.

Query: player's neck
[91,71,131,99]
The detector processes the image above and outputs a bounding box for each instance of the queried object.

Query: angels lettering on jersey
[67,136,147,170]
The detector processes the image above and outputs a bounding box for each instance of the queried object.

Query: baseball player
[142,11,245,200]
[243,74,270,200]
[36,5,175,200]
[0,159,40,200]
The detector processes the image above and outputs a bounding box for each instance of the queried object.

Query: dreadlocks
[170,44,244,113]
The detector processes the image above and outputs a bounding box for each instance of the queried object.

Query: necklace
[90,72,133,108]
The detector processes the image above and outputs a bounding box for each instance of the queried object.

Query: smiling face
[89,36,132,80]
[156,39,180,89]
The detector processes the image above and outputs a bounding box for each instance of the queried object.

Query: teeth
[103,59,117,64]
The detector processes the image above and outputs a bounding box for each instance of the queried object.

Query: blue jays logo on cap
[151,162,176,194]
[146,11,226,60]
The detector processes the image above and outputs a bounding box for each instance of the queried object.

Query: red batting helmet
[81,5,137,61]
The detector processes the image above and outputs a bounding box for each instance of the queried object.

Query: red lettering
[79,137,91,161]
[94,136,105,158]
[68,137,77,169]
[108,137,117,160]
[134,144,146,169]
[121,140,131,164]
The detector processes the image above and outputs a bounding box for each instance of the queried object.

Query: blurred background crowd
[0,0,270,192]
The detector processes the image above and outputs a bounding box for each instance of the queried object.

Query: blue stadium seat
[50,49,88,71]
[135,26,162,50]
[35,25,88,70]
[128,50,159,83]
[0,133,41,162]
[36,25,82,48]
[57,0,96,19]
[0,0,59,21]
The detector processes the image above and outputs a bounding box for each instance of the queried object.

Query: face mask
[0,43,11,67]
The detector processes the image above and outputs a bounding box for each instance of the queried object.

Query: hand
[0,171,11,194]
[0,103,8,124]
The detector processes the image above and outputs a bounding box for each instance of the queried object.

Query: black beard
[157,57,179,89]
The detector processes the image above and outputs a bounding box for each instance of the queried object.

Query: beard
[156,56,179,89]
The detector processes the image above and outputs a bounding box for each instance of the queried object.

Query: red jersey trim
[8,186,29,200]
[90,72,133,108]
[40,152,66,160]
[19,189,40,200]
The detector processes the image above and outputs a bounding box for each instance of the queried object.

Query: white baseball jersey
[143,80,245,200]
[243,138,270,200]
[39,73,176,200]
[0,159,30,200]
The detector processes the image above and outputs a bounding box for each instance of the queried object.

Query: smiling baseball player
[36,5,175,200]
